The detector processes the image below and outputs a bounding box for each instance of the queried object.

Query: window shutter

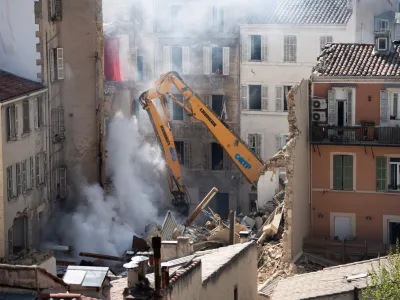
[328,89,336,125]
[14,104,18,136]
[131,47,138,80]
[51,109,56,137]
[275,134,281,150]
[59,106,65,138]
[257,134,262,158]
[35,154,40,187]
[16,163,21,196]
[22,160,27,194]
[376,156,387,192]
[280,134,287,149]
[30,157,34,189]
[347,89,353,126]
[56,48,64,80]
[203,47,211,75]
[184,141,191,168]
[52,170,57,200]
[34,99,38,129]
[241,35,249,62]
[182,46,190,75]
[261,35,268,61]
[222,96,228,120]
[54,0,63,21]
[333,155,343,190]
[203,95,211,107]
[275,86,283,112]
[380,89,389,125]
[8,228,13,255]
[222,47,230,75]
[343,155,353,191]
[43,152,48,184]
[49,49,55,82]
[241,85,248,110]
[261,85,269,111]
[163,46,171,73]
[59,168,67,198]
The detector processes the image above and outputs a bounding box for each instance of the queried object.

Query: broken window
[333,155,353,191]
[212,47,223,74]
[389,157,400,191]
[212,95,224,116]
[172,94,184,121]
[12,217,28,254]
[22,100,30,133]
[251,35,262,60]
[249,85,262,110]
[211,142,224,170]
[203,46,229,75]
[172,47,183,73]
[175,141,184,165]
[7,104,18,141]
[248,133,262,157]
[283,35,297,63]
[214,192,229,219]
[320,36,333,52]
[137,55,144,81]
[7,166,12,200]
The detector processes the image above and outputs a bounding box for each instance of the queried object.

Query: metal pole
[184,187,218,226]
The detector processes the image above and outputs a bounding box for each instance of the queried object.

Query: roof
[63,266,109,288]
[242,0,352,25]
[271,256,389,300]
[38,293,99,300]
[0,70,45,102]
[313,43,400,77]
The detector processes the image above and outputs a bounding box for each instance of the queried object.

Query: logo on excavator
[160,125,171,146]
[170,147,177,161]
[235,154,251,169]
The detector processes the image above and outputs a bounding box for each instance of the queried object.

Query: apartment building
[310,41,400,244]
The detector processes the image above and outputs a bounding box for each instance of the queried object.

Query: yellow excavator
[139,71,264,215]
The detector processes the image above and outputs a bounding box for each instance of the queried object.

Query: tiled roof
[242,0,352,25]
[313,43,400,77]
[271,256,389,300]
[0,70,45,102]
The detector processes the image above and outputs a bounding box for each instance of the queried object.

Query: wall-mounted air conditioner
[312,111,327,122]
[312,98,327,110]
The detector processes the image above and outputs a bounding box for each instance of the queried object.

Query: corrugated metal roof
[0,293,36,300]
[63,266,109,287]
[161,211,183,241]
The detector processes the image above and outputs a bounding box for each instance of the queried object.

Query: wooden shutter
[54,0,63,21]
[241,35,249,62]
[241,85,248,110]
[262,85,268,111]
[184,141,192,168]
[203,47,211,75]
[275,86,283,112]
[14,104,18,136]
[52,169,57,200]
[261,35,268,61]
[163,46,171,72]
[376,156,387,192]
[222,47,230,75]
[275,134,281,150]
[182,46,190,75]
[51,109,56,137]
[16,163,21,196]
[35,154,40,187]
[328,89,336,125]
[56,48,64,80]
[34,99,38,129]
[49,49,55,82]
[59,168,67,198]
[22,160,27,194]
[380,89,389,125]
[59,106,65,138]
[333,155,343,190]
[30,157,34,189]
[347,89,353,126]
[43,152,48,184]
[343,155,353,191]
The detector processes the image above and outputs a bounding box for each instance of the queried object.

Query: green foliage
[362,242,400,300]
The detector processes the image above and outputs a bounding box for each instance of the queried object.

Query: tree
[362,242,400,300]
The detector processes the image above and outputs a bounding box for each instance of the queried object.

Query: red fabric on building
[104,37,121,81]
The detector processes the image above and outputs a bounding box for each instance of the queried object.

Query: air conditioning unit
[312,98,327,110]
[312,111,327,122]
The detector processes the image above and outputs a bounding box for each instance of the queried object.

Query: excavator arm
[139,72,265,209]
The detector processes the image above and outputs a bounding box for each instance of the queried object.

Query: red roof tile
[0,70,45,102]
[313,43,400,77]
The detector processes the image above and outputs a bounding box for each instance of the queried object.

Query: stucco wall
[169,262,202,300]
[0,0,40,81]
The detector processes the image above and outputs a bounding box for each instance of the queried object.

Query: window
[16,163,21,196]
[377,37,388,51]
[21,160,27,193]
[390,92,400,120]
[283,86,291,111]
[234,284,238,300]
[333,155,354,191]
[212,47,223,74]
[320,36,333,52]
[172,47,183,73]
[378,19,389,31]
[389,158,400,191]
[35,97,44,129]
[137,55,144,81]
[212,6,224,32]
[328,88,354,126]
[51,106,65,140]
[248,133,262,157]
[275,85,291,112]
[6,104,18,140]
[35,154,40,187]
[211,142,224,170]
[251,35,261,60]
[164,46,190,74]
[59,167,67,198]
[22,100,30,133]
[276,133,288,150]
[172,94,184,121]
[175,141,184,165]
[249,193,257,212]
[30,157,34,189]
[49,49,55,82]
[249,85,262,110]
[212,95,224,116]
[48,0,63,21]
[52,47,64,80]
[7,166,12,200]
[283,35,297,63]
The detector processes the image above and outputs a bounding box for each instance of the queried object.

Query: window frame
[22,100,30,134]
[378,19,389,31]
[250,35,262,61]
[377,37,388,51]
[331,153,356,191]
[389,157,400,192]
[248,133,262,158]
[389,91,400,119]
[283,35,297,63]
[248,85,262,110]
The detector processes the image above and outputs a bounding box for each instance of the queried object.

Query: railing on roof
[310,125,400,146]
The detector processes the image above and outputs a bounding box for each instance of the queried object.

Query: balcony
[311,125,400,146]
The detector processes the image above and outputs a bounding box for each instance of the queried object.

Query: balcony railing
[311,125,400,146]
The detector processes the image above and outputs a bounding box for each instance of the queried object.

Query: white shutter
[380,90,389,125]
[241,85,249,110]
[59,106,65,138]
[163,46,171,72]
[275,86,283,112]
[59,168,67,198]
[347,89,353,126]
[203,47,211,75]
[222,47,230,75]
[241,35,249,62]
[56,48,64,80]
[131,47,138,80]
[14,104,18,136]
[262,85,268,111]
[328,89,336,125]
[182,46,190,75]
[49,49,55,82]
[34,99,38,129]
[261,35,268,61]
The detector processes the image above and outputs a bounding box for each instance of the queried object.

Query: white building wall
[0,0,40,81]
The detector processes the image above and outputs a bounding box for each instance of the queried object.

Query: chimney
[123,256,149,288]
[239,231,250,243]
[152,236,162,296]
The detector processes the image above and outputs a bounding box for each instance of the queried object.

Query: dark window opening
[378,38,388,51]
[11,217,28,254]
[249,85,261,110]
[212,95,224,116]
[283,86,291,111]
[172,94,184,121]
[389,222,400,244]
[175,141,184,165]
[213,192,229,219]
[389,157,400,191]
[234,284,238,300]
[172,47,183,73]
[337,101,345,126]
[251,35,261,60]
[211,142,223,170]
[212,47,223,74]
[249,193,257,212]
[137,56,144,81]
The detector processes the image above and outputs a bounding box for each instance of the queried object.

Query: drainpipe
[152,236,162,297]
